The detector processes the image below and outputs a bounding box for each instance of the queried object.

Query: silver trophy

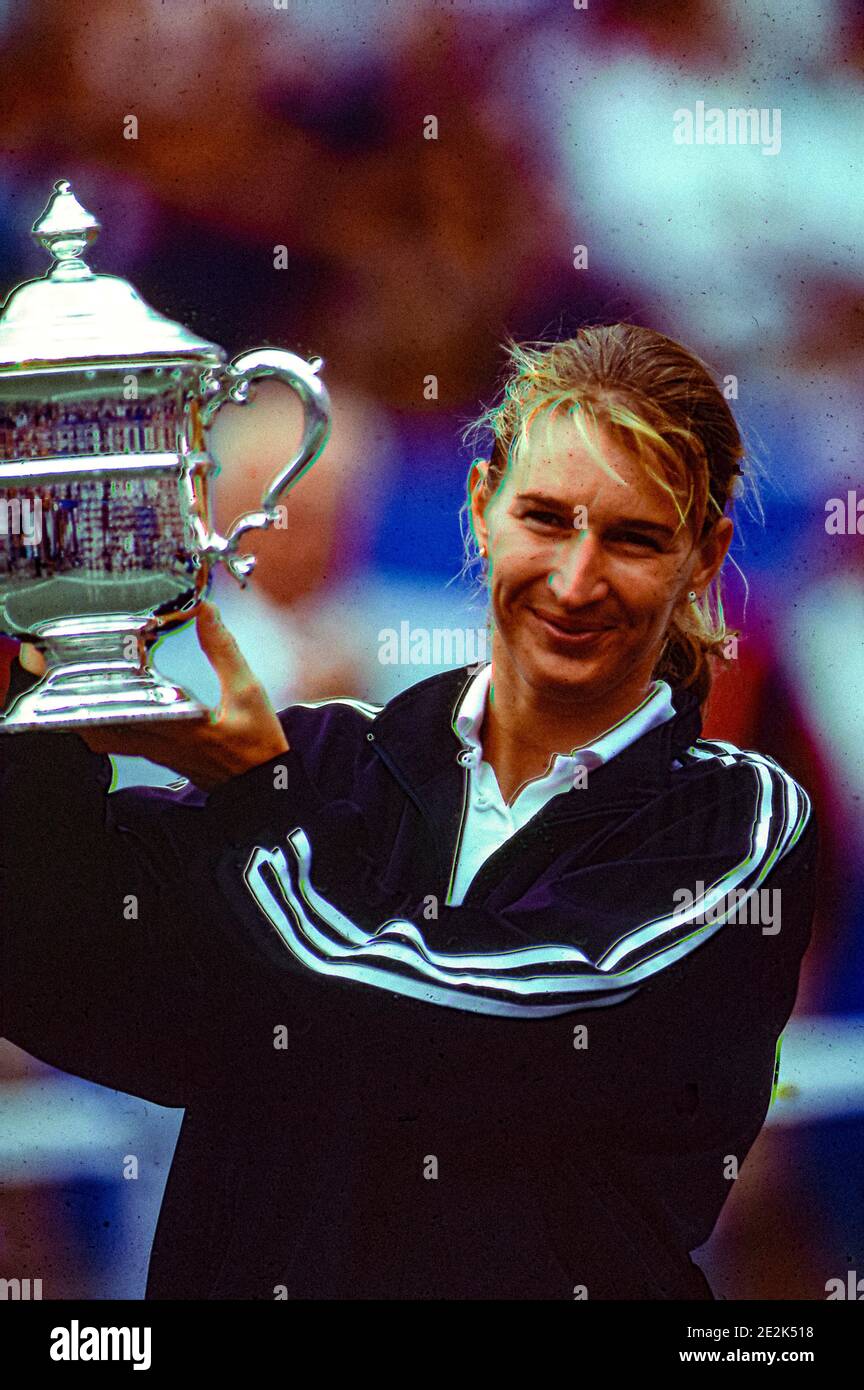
[0,180,331,730]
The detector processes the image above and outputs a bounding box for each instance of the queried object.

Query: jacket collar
[452,662,678,772]
[370,662,704,809]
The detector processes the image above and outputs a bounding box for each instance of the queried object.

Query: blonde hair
[455,324,765,707]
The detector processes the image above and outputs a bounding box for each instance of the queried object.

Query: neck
[479,646,655,805]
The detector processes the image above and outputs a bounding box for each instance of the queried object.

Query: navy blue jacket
[0,657,818,1299]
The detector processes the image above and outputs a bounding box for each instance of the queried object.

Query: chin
[525,647,610,691]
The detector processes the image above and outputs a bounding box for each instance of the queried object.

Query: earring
[688,590,698,602]
[479,545,487,558]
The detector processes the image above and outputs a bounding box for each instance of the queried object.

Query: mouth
[531,609,613,647]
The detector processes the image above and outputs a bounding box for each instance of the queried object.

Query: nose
[547,529,609,606]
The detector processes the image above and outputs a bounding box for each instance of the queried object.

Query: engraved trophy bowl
[0,180,331,730]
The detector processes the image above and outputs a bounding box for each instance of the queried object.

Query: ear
[467,459,491,553]
[689,517,734,594]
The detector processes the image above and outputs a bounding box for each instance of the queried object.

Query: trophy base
[1,662,209,731]
[0,617,209,731]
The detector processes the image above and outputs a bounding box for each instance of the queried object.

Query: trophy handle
[197,348,332,586]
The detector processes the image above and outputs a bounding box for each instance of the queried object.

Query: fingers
[195,601,263,710]
[80,718,208,759]
[73,602,276,780]
[79,727,153,758]
[19,642,47,677]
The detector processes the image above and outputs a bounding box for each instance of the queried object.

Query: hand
[29,603,290,792]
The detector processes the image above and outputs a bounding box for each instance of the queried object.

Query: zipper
[443,766,470,906]
[366,729,582,911]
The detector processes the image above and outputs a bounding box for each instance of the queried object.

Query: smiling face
[468,408,733,713]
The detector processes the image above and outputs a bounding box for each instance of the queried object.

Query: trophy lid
[0,180,224,370]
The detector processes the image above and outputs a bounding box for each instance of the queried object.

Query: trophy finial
[32,179,101,279]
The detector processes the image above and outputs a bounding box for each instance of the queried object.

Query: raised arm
[0,610,303,1105]
[0,724,215,1104]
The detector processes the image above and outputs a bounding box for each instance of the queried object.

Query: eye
[617,531,662,551]
[525,509,568,528]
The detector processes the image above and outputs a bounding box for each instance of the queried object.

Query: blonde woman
[1,324,818,1299]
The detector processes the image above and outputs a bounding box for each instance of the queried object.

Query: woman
[0,324,818,1300]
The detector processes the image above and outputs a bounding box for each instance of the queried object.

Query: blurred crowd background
[1,0,862,1299]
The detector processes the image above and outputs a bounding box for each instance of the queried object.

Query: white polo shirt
[447,664,677,905]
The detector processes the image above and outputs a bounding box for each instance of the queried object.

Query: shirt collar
[454,661,676,769]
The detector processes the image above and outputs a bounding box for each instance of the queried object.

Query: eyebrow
[515,492,678,537]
